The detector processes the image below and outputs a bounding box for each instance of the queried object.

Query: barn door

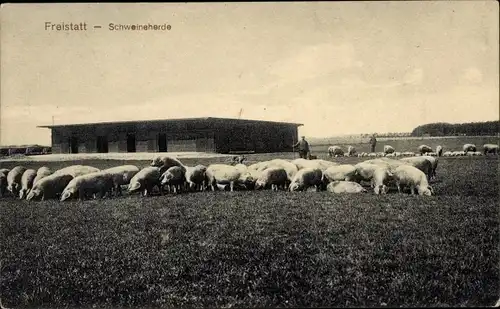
[96,136,109,153]
[158,133,167,152]
[69,136,79,154]
[127,133,136,152]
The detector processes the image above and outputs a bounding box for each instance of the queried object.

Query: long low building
[37,117,303,154]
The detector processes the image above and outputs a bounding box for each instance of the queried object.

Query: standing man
[293,136,310,159]
[369,134,377,153]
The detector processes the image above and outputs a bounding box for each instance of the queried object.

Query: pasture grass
[307,135,499,156]
[0,156,498,308]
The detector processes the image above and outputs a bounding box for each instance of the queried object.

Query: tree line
[411,121,500,137]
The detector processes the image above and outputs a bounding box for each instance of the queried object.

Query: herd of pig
[328,143,499,158]
[0,152,449,201]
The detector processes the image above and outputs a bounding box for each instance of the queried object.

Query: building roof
[37,117,303,129]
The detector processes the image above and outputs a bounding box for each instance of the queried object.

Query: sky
[1,2,498,146]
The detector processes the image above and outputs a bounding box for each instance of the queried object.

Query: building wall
[166,130,215,153]
[254,124,274,152]
[195,136,215,152]
[117,132,127,152]
[49,122,299,154]
[51,129,63,154]
[52,128,68,154]
[136,141,149,152]
[52,143,63,154]
[108,141,120,153]
[132,126,160,152]
[52,127,97,154]
[167,139,197,152]
[150,130,159,152]
[104,128,120,153]
[212,123,297,154]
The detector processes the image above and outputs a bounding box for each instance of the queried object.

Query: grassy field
[308,135,499,156]
[0,139,499,308]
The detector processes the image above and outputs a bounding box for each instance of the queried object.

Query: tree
[411,121,500,136]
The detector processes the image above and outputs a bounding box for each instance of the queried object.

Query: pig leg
[79,189,85,201]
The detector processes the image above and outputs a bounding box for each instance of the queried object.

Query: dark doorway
[158,133,167,152]
[69,136,79,154]
[96,136,109,153]
[127,133,136,152]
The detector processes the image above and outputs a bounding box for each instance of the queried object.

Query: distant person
[293,136,310,159]
[369,134,377,153]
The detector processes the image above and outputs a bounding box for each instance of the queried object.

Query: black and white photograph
[0,2,498,308]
